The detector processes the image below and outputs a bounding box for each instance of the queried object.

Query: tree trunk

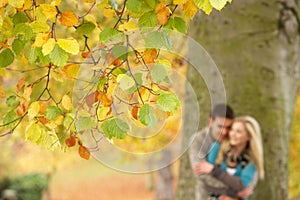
[176,0,300,199]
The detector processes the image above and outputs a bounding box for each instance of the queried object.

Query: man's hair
[211,104,234,120]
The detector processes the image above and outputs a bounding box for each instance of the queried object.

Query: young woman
[197,116,264,200]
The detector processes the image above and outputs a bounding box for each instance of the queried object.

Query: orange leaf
[16,77,26,93]
[155,2,171,25]
[143,49,157,64]
[103,8,115,18]
[85,91,100,107]
[66,135,77,147]
[131,106,139,120]
[38,116,49,124]
[59,11,78,27]
[81,51,92,58]
[39,102,48,114]
[97,92,112,106]
[183,0,198,18]
[79,145,90,160]
[16,102,28,117]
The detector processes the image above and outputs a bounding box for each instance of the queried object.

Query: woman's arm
[211,163,256,191]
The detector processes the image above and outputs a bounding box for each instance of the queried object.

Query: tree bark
[176,0,300,199]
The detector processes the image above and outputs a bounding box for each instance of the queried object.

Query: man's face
[209,116,233,141]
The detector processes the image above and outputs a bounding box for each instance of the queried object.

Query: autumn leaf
[79,145,90,160]
[38,116,49,124]
[17,103,27,116]
[155,2,171,25]
[97,92,112,106]
[28,101,40,120]
[16,77,26,93]
[143,49,157,64]
[103,8,115,18]
[131,105,139,120]
[42,38,56,56]
[57,38,80,55]
[65,135,76,147]
[59,11,78,27]
[62,94,72,110]
[63,64,79,79]
[39,102,47,114]
[81,51,92,58]
[85,91,100,107]
[0,84,6,98]
[118,21,137,35]
[97,106,111,121]
[174,0,187,4]
[183,0,198,18]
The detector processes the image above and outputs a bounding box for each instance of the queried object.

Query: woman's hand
[194,161,214,175]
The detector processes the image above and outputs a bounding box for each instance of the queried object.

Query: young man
[189,104,234,200]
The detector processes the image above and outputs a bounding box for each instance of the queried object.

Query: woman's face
[229,121,250,147]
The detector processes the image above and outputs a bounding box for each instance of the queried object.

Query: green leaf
[36,48,51,64]
[209,0,227,10]
[164,18,174,30]
[49,44,68,67]
[3,110,19,129]
[0,48,14,68]
[144,0,157,9]
[25,123,42,142]
[6,95,19,107]
[174,17,187,34]
[138,11,158,27]
[97,77,108,92]
[75,117,97,132]
[112,45,127,60]
[127,73,143,94]
[145,31,172,50]
[117,74,135,90]
[45,106,62,120]
[29,48,39,64]
[151,64,167,83]
[126,0,142,13]
[99,28,122,43]
[100,118,129,139]
[138,103,157,127]
[12,12,29,24]
[12,39,25,55]
[157,92,181,112]
[76,22,96,35]
[12,23,33,41]
[112,67,127,76]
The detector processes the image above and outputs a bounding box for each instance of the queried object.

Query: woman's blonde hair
[215,116,264,179]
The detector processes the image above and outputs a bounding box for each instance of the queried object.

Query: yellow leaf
[209,0,227,10]
[81,0,95,2]
[25,123,42,142]
[8,0,24,8]
[30,21,50,33]
[52,69,64,82]
[28,102,40,120]
[174,0,187,4]
[103,8,115,18]
[195,0,213,15]
[0,84,5,98]
[97,0,108,10]
[0,68,6,76]
[42,38,56,55]
[183,0,198,18]
[57,38,80,55]
[97,106,111,121]
[118,21,137,35]
[52,0,61,6]
[63,64,79,79]
[62,95,72,110]
[46,121,57,129]
[54,115,64,125]
[32,33,49,47]
[59,11,78,27]
[40,4,57,21]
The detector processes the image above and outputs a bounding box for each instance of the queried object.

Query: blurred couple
[189,104,264,200]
